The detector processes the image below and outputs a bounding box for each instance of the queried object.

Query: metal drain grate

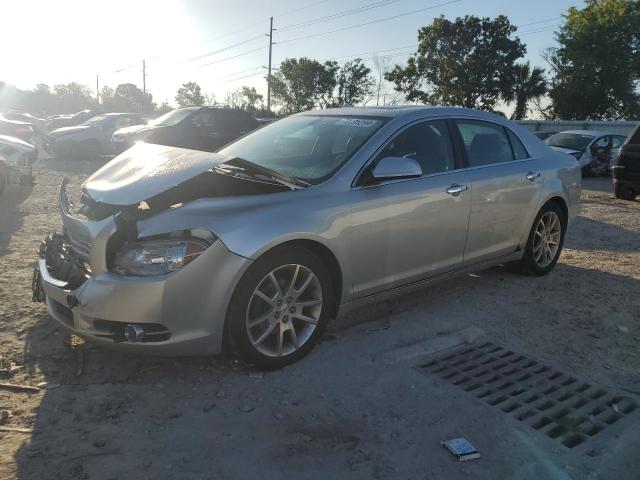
[419,342,638,449]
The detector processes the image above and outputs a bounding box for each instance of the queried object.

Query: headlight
[113,238,210,276]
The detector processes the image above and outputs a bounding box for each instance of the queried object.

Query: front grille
[41,232,90,289]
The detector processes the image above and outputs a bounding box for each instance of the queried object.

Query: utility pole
[96,75,99,103]
[267,17,273,112]
[142,60,147,95]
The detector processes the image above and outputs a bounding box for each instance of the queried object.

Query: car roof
[557,130,623,137]
[296,105,508,120]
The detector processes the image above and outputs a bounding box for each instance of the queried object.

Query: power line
[519,25,559,36]
[278,0,403,32]
[187,33,266,63]
[276,0,462,44]
[196,45,267,69]
[198,0,331,45]
[518,16,561,28]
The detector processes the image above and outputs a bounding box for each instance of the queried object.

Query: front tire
[520,202,566,276]
[227,246,334,370]
[615,183,637,201]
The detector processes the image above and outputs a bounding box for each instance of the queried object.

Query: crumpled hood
[82,142,232,205]
[549,146,582,156]
[113,123,154,138]
[50,125,93,136]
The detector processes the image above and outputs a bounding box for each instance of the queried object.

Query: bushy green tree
[337,59,374,106]
[268,58,338,113]
[386,15,526,112]
[547,0,640,119]
[175,81,205,107]
[503,62,548,120]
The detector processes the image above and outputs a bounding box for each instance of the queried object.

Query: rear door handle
[526,172,541,182]
[446,184,468,196]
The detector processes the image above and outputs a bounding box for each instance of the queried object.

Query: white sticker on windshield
[335,118,377,128]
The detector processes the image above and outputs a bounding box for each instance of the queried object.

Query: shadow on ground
[0,185,34,256]
[14,262,640,479]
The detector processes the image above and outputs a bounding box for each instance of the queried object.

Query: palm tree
[504,62,548,120]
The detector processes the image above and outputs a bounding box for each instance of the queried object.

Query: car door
[213,110,250,150]
[454,119,543,264]
[348,119,472,298]
[185,109,218,151]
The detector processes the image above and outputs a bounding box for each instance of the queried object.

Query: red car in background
[0,115,33,143]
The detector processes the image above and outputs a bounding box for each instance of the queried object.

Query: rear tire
[520,202,566,276]
[615,183,637,201]
[227,246,334,370]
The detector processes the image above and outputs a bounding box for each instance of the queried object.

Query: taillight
[15,126,33,139]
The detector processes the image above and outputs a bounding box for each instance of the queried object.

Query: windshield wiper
[222,157,310,189]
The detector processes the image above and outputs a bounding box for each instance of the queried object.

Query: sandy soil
[0,158,639,479]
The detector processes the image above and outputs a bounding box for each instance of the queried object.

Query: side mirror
[370,156,422,181]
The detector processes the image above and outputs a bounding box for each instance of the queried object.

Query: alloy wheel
[533,211,562,268]
[245,264,323,357]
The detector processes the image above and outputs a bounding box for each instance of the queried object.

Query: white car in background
[545,130,627,175]
[0,135,36,195]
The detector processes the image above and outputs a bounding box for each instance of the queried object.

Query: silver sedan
[33,106,581,369]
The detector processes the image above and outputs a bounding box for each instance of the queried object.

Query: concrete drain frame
[418,342,638,449]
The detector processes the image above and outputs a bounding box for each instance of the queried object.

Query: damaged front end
[30,147,257,355]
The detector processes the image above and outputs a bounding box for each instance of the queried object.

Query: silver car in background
[33,106,581,369]
[545,130,627,175]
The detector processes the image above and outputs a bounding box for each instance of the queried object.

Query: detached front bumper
[32,182,252,356]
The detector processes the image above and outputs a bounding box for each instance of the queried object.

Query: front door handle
[526,172,541,182]
[446,184,468,196]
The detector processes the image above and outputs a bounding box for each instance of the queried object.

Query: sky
[3,0,585,107]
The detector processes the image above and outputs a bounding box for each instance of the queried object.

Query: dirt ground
[0,157,639,480]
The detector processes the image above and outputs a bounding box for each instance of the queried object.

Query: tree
[175,81,205,107]
[52,82,97,113]
[546,0,640,120]
[155,102,173,115]
[101,83,154,113]
[268,57,338,113]
[336,58,374,106]
[386,15,526,112]
[372,55,392,106]
[239,86,263,111]
[503,62,548,120]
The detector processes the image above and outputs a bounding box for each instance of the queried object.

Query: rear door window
[506,129,529,160]
[455,120,514,167]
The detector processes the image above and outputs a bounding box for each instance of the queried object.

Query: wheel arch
[544,195,569,226]
[251,238,344,318]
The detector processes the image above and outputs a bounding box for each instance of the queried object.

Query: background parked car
[47,109,99,130]
[0,115,34,143]
[545,130,627,176]
[111,106,260,153]
[0,135,36,195]
[532,131,557,140]
[613,123,640,200]
[45,112,148,160]
[2,112,48,136]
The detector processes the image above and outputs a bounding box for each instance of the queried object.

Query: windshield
[545,132,594,151]
[151,108,196,127]
[218,115,387,183]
